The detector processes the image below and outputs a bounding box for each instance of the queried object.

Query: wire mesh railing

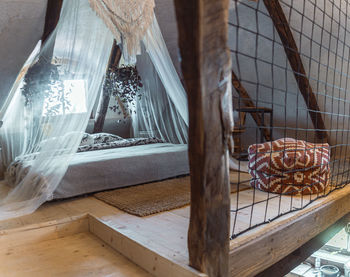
[229,0,350,239]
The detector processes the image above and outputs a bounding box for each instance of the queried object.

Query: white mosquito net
[0,0,188,220]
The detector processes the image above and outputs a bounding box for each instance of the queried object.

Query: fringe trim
[89,0,155,61]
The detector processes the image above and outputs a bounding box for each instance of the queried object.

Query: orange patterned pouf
[248,138,330,195]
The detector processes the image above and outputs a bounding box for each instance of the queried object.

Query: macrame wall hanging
[89,0,155,62]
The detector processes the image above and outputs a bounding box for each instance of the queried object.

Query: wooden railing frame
[232,70,272,142]
[263,0,328,141]
[41,0,63,43]
[174,0,232,276]
[93,40,122,133]
[256,212,350,276]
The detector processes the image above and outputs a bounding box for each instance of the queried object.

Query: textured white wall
[0,0,180,105]
[0,0,47,108]
[0,0,180,138]
[155,0,180,74]
[229,0,349,155]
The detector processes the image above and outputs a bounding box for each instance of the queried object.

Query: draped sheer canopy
[0,0,188,220]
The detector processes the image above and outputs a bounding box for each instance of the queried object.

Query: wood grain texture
[256,212,350,277]
[263,0,327,141]
[229,185,350,277]
[41,0,63,43]
[89,215,206,277]
[0,229,150,277]
[93,40,122,133]
[2,180,350,277]
[232,70,272,141]
[173,0,232,276]
[0,216,89,249]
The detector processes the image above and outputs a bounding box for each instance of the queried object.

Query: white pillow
[80,133,94,146]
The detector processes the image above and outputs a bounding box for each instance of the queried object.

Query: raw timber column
[40,0,63,61]
[93,40,122,133]
[263,0,328,142]
[174,0,232,276]
[41,0,63,43]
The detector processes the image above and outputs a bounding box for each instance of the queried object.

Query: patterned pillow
[80,133,94,146]
[90,133,123,144]
[248,138,330,195]
[77,137,164,153]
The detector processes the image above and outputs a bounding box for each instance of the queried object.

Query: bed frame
[53,143,189,199]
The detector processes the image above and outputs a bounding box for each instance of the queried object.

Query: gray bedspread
[53,143,189,199]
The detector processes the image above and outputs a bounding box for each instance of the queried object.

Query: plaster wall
[0,0,47,108]
[0,0,180,137]
[2,0,343,150]
[229,0,348,156]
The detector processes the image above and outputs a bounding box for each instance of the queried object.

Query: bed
[5,133,189,199]
[53,143,189,199]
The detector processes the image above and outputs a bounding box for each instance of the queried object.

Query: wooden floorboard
[256,212,350,277]
[0,216,150,277]
[229,185,350,277]
[0,231,151,277]
[0,172,349,276]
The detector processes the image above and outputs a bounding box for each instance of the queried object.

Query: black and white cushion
[80,133,94,146]
[90,133,123,144]
[77,137,164,153]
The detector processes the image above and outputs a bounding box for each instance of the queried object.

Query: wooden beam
[89,215,207,277]
[41,0,63,43]
[229,185,350,276]
[263,0,328,141]
[232,70,272,141]
[174,0,232,276]
[256,212,350,277]
[93,40,122,133]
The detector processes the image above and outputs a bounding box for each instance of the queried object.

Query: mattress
[53,143,189,199]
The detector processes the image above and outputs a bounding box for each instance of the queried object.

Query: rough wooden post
[41,0,63,43]
[93,40,122,133]
[232,70,272,142]
[39,0,63,63]
[174,0,232,276]
[263,0,328,141]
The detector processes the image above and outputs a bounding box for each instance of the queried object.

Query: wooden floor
[230,185,320,236]
[1,172,350,276]
[230,172,339,237]
[0,216,151,277]
[0,198,202,277]
[0,232,150,277]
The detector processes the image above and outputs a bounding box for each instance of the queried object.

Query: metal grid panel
[229,0,350,239]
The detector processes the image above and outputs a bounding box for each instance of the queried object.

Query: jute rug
[94,177,191,217]
[94,171,252,217]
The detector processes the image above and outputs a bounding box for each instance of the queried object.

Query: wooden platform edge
[0,215,89,248]
[229,185,350,277]
[88,215,207,277]
[256,212,350,276]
